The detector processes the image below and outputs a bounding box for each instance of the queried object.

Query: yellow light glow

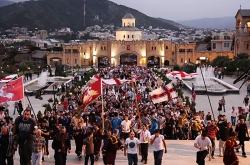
[247,22,250,27]
[161,57,164,64]
[93,50,97,56]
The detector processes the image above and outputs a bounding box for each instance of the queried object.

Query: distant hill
[0,0,14,7]
[177,16,235,29]
[156,18,182,27]
[0,0,178,31]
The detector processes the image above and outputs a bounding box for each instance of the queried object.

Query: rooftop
[238,9,250,17]
[116,26,141,31]
[123,13,135,19]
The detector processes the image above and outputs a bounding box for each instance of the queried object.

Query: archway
[147,56,160,67]
[50,57,62,67]
[164,60,169,66]
[98,56,110,68]
[120,53,137,65]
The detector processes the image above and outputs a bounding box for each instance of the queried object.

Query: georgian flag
[150,83,177,104]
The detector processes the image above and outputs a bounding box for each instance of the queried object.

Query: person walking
[194,131,212,165]
[235,119,249,157]
[223,132,241,165]
[13,109,36,165]
[205,121,218,159]
[231,107,237,126]
[83,131,94,165]
[150,129,167,165]
[52,126,71,165]
[124,131,140,165]
[102,129,123,165]
[247,84,250,96]
[93,123,103,161]
[32,129,46,165]
[221,96,226,112]
[0,126,15,165]
[218,122,230,157]
[139,124,151,164]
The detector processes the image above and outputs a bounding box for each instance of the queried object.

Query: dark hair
[87,131,93,137]
[230,131,236,137]
[24,109,31,114]
[154,129,160,134]
[201,131,207,137]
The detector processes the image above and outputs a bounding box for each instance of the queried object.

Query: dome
[123,13,135,19]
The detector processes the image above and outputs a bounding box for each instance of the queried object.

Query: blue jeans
[32,152,43,165]
[231,116,236,126]
[127,153,138,165]
[153,150,163,165]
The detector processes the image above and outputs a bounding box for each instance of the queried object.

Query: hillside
[0,0,14,7]
[156,18,181,27]
[0,0,178,31]
[177,16,235,29]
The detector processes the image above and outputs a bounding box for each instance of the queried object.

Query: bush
[173,65,180,71]
[37,111,43,119]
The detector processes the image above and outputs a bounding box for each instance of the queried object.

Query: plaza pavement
[9,75,250,164]
[13,140,250,165]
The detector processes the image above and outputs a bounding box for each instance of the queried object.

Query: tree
[235,53,249,60]
[211,56,230,67]
[203,36,212,43]
[173,65,180,71]
[75,64,80,71]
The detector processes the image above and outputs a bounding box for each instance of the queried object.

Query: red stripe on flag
[113,78,121,85]
[150,91,169,99]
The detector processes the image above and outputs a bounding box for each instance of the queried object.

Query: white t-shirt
[125,138,140,154]
[151,135,165,151]
[140,130,151,143]
[121,120,131,133]
[194,135,212,152]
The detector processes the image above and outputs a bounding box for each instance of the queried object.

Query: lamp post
[52,84,56,104]
[237,68,239,77]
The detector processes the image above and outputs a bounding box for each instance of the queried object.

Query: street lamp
[237,68,239,77]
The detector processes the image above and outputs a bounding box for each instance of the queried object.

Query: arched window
[152,46,154,50]
[124,23,125,26]
[166,46,168,49]
[128,35,129,38]
[154,46,156,50]
[189,58,191,62]
[247,43,249,50]
[181,58,183,63]
[101,46,103,50]
[132,35,134,38]
[124,35,125,39]
[75,59,77,64]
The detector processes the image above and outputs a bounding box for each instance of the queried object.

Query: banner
[81,78,102,109]
[0,77,24,104]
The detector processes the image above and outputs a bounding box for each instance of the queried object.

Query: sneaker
[47,155,50,159]
[242,155,247,158]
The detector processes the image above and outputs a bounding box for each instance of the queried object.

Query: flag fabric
[81,78,102,109]
[191,83,196,100]
[102,78,131,86]
[150,83,177,104]
[0,77,24,104]
[150,87,169,104]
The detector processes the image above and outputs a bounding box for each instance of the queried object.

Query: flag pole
[131,79,139,118]
[199,66,215,120]
[101,79,104,131]
[25,92,37,121]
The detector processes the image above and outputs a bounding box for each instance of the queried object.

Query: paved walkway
[13,140,250,165]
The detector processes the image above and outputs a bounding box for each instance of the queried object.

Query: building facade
[235,9,250,56]
[211,31,234,52]
[47,13,234,68]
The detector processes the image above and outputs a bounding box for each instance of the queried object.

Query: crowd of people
[0,65,249,165]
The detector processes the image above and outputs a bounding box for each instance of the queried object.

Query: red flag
[192,91,196,101]
[0,77,24,104]
[81,78,102,109]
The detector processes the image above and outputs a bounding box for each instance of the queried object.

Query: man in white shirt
[121,115,131,142]
[194,131,212,165]
[139,124,151,164]
[150,129,167,165]
[124,131,140,165]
